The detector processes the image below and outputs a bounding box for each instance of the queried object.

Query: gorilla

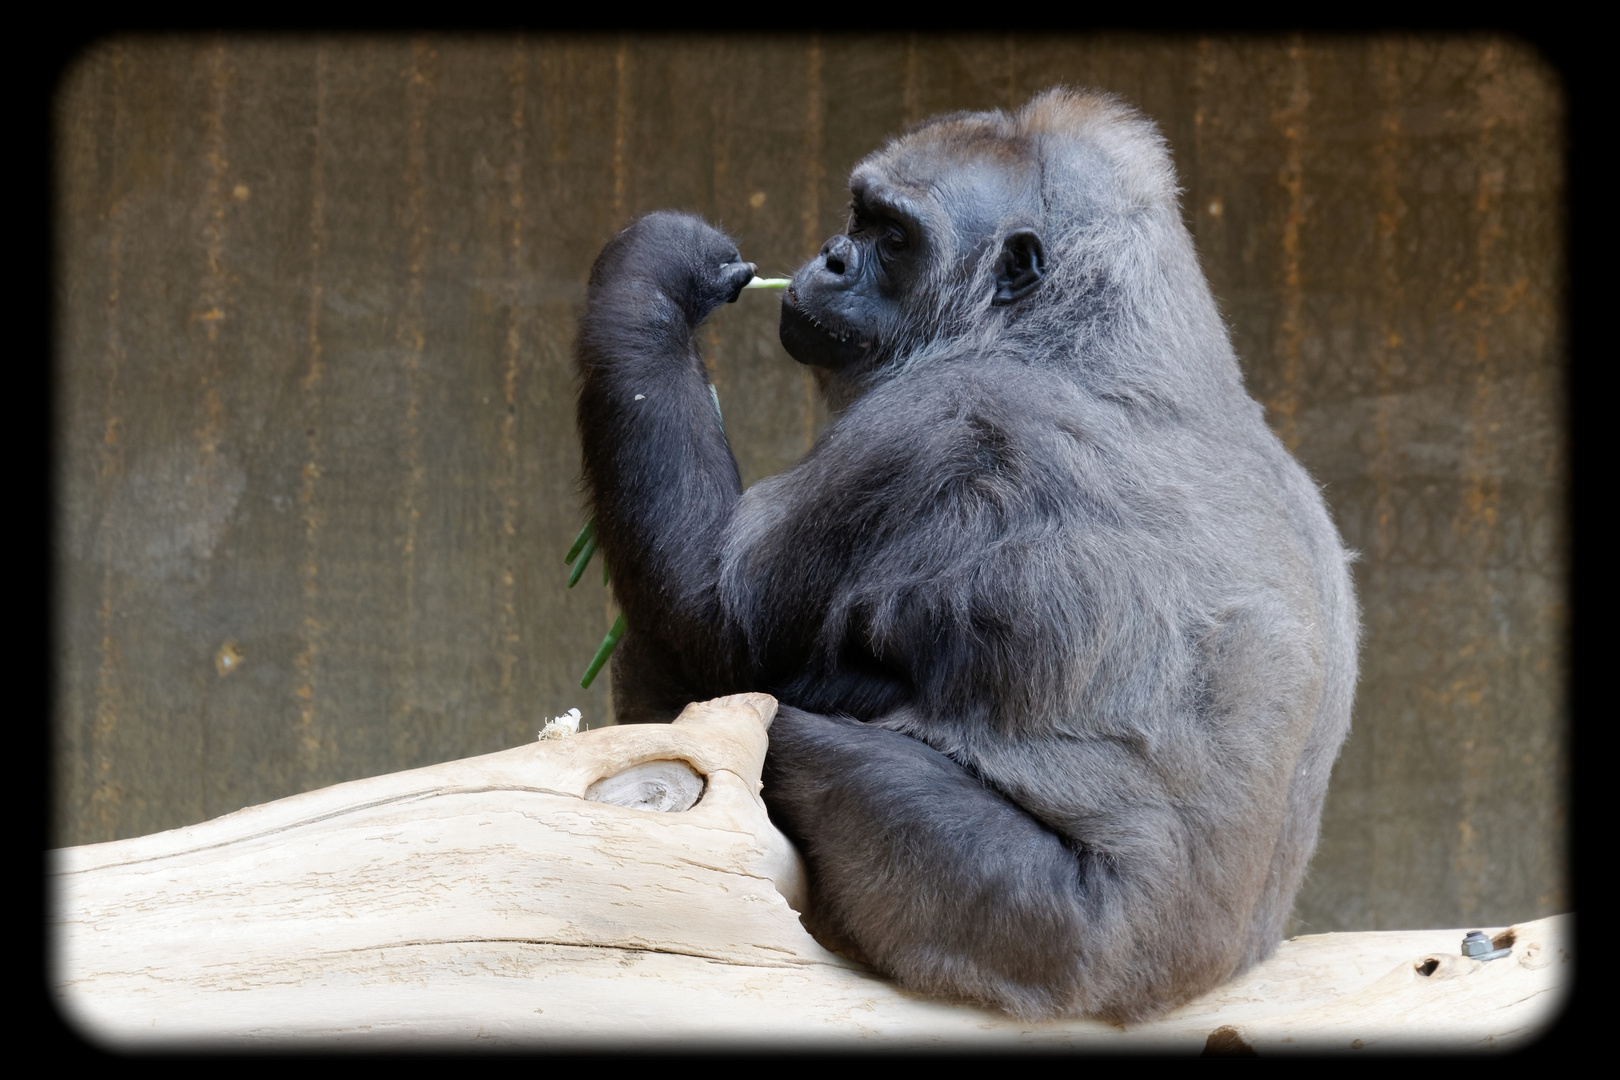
[573,88,1357,1023]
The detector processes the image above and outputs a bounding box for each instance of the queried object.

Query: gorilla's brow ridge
[851,178,922,222]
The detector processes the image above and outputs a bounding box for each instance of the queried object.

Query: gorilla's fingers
[722,261,757,304]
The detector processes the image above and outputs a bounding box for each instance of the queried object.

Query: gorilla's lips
[779,288,873,370]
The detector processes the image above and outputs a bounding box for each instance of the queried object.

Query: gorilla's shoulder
[847,354,1080,422]
[829,353,1148,464]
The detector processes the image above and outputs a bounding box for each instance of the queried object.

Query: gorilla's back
[804,343,1359,992]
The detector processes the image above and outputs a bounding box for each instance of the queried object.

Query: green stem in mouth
[743,277,791,290]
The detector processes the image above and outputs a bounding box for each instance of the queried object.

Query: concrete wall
[53,34,1567,934]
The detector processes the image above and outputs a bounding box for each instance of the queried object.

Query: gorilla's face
[780,139,1047,375]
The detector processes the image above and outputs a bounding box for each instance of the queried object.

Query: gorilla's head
[780,89,1195,390]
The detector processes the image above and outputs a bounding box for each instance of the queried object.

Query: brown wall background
[53,34,1567,936]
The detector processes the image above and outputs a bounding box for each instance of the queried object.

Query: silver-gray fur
[573,87,1357,1023]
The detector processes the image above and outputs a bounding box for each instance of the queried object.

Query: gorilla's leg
[762,706,1090,1020]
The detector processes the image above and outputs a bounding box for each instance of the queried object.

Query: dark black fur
[574,89,1357,1022]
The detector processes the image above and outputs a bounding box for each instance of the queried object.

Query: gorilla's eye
[875,226,908,269]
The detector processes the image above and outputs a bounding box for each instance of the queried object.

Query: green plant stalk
[580,612,627,689]
[567,534,599,588]
[567,515,621,684]
[743,277,790,289]
[565,518,596,564]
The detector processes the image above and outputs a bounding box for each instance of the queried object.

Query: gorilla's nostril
[820,235,856,278]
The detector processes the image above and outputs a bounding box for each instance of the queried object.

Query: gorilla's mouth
[780,288,874,370]
[789,289,857,344]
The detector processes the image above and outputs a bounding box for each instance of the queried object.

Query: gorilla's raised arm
[574,213,756,716]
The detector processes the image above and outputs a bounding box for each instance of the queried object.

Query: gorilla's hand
[589,211,755,330]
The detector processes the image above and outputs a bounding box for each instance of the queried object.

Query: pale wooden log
[1200,916,1572,1053]
[50,693,1570,1051]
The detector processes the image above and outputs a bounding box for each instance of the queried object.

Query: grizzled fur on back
[575,86,1358,1022]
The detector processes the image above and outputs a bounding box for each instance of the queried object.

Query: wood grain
[50,694,1569,1051]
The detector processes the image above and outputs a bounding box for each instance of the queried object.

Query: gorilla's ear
[991,230,1045,306]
